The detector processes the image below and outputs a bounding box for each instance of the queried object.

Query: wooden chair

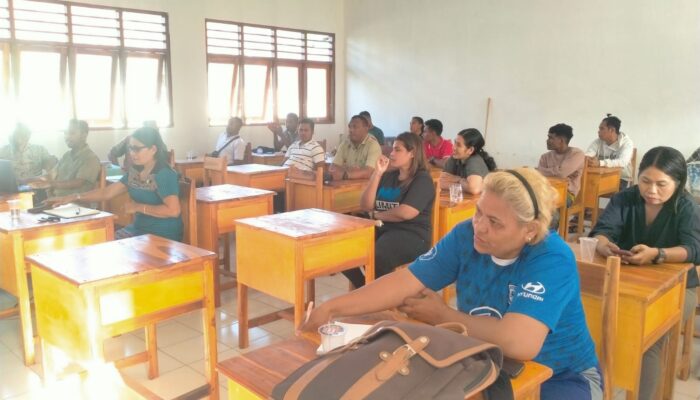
[203,155,228,186]
[98,162,107,211]
[243,142,253,164]
[178,178,197,246]
[678,265,700,380]
[168,149,175,168]
[577,255,621,400]
[566,161,589,240]
[630,147,637,185]
[285,166,323,211]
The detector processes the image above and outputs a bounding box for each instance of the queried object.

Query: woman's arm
[301,268,425,333]
[48,182,127,205]
[374,205,419,222]
[462,175,484,195]
[360,169,383,211]
[126,194,180,218]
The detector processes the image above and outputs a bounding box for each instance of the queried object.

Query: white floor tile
[131,321,201,348]
[216,322,270,350]
[160,335,230,365]
[140,366,207,400]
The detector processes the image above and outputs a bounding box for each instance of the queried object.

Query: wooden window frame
[2,0,173,130]
[205,18,334,127]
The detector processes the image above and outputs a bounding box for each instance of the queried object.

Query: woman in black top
[343,132,435,288]
[590,146,700,400]
[441,128,497,194]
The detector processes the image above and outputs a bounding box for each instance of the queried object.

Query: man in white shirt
[214,117,246,165]
[283,118,325,172]
[585,114,635,189]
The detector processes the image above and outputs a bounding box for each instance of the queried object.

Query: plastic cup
[7,199,21,222]
[579,237,599,262]
[186,150,195,160]
[449,183,463,204]
[318,323,345,353]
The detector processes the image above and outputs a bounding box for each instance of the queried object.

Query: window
[1,0,172,130]
[206,19,334,126]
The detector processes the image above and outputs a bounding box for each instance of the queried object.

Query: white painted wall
[344,0,700,167]
[11,0,346,161]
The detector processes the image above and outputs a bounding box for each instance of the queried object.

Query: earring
[526,237,532,242]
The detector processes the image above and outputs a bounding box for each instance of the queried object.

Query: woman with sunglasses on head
[48,127,183,241]
[590,146,700,400]
[303,168,602,400]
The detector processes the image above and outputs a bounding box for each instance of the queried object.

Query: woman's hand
[375,155,390,175]
[439,172,460,190]
[624,244,657,265]
[596,240,619,258]
[297,304,333,335]
[397,289,450,325]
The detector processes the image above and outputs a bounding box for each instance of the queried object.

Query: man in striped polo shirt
[283,118,325,172]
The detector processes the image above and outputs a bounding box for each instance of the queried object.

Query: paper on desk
[316,322,374,355]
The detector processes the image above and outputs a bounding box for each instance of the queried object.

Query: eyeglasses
[128,145,147,153]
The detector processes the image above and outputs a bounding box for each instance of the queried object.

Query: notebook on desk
[44,204,101,219]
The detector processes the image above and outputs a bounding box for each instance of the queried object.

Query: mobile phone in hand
[611,248,633,256]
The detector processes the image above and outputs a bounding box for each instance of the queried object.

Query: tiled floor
[1,273,699,399]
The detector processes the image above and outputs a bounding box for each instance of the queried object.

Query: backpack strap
[282,351,345,400]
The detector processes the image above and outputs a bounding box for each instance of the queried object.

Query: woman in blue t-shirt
[49,127,183,241]
[304,168,602,400]
[343,132,435,288]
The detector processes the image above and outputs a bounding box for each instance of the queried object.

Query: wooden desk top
[227,164,288,174]
[26,234,217,287]
[567,242,692,304]
[196,184,275,203]
[235,208,375,239]
[439,192,480,209]
[0,210,114,233]
[175,158,204,165]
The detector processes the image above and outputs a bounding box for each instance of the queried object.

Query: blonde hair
[483,168,558,243]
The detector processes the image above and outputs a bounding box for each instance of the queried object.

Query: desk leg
[306,279,315,304]
[203,260,219,398]
[15,242,35,365]
[39,337,56,382]
[145,324,159,379]
[365,239,376,284]
[238,283,249,349]
[661,323,683,399]
[591,198,600,228]
[558,205,567,238]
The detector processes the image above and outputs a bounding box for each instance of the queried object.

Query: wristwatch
[652,248,666,264]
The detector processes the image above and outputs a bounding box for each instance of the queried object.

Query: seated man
[536,123,584,206]
[330,115,381,181]
[267,113,299,152]
[422,119,453,168]
[584,114,634,189]
[0,123,57,183]
[283,118,325,172]
[214,117,247,165]
[360,111,385,145]
[49,119,101,198]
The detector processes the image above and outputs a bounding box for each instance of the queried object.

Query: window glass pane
[243,64,271,123]
[125,56,159,127]
[208,62,236,125]
[276,66,299,120]
[0,49,12,134]
[17,51,67,130]
[306,67,328,119]
[74,53,113,124]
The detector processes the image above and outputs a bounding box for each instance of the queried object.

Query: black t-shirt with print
[375,169,435,242]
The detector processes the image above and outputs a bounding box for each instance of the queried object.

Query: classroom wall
[344,0,700,167]
[17,0,346,161]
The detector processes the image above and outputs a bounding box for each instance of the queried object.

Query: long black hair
[638,146,688,212]
[457,128,497,171]
[130,127,170,171]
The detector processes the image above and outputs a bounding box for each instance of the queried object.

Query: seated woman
[306,168,602,400]
[590,146,700,400]
[49,127,183,242]
[343,132,435,288]
[440,128,497,194]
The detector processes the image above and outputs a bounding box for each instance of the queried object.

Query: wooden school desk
[568,242,692,400]
[286,178,368,214]
[251,152,285,166]
[234,208,375,348]
[26,234,219,399]
[437,191,479,240]
[546,177,568,237]
[583,167,621,228]
[0,210,115,365]
[196,184,275,298]
[218,335,553,400]
[226,164,288,192]
[175,157,205,186]
[0,192,34,211]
